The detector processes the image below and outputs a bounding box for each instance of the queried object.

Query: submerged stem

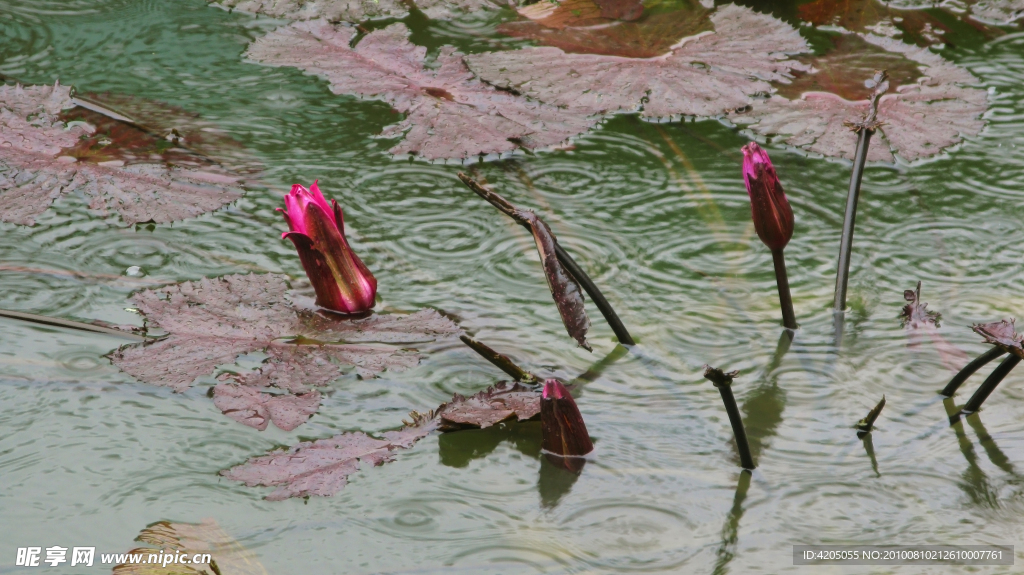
[941,346,1007,397]
[771,248,797,330]
[0,308,150,341]
[459,335,538,383]
[962,354,1022,415]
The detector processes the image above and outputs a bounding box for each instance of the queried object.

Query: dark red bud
[742,142,794,252]
[541,379,594,465]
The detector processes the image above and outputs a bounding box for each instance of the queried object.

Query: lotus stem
[460,335,538,383]
[941,347,1007,397]
[458,172,635,346]
[961,354,1022,415]
[554,243,635,345]
[833,71,888,313]
[0,308,150,341]
[771,248,797,330]
[704,366,755,470]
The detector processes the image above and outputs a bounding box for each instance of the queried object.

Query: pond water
[2,0,1024,573]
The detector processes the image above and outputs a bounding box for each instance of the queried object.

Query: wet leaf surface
[216,0,506,23]
[244,21,596,160]
[498,0,711,58]
[109,273,459,430]
[213,384,322,431]
[436,381,542,430]
[735,34,987,162]
[459,174,591,350]
[114,519,268,575]
[468,4,809,118]
[0,83,247,225]
[222,415,438,500]
[887,0,1024,26]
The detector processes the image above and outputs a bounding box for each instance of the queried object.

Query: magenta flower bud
[541,379,594,460]
[742,143,794,252]
[278,181,377,314]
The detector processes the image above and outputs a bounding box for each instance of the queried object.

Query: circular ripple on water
[555,501,700,571]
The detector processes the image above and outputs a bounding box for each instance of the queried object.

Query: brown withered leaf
[887,0,1024,26]
[0,82,245,226]
[973,319,1024,354]
[459,174,591,350]
[215,0,506,22]
[900,281,941,329]
[212,384,321,431]
[244,21,596,160]
[467,4,809,118]
[221,415,437,500]
[777,34,924,101]
[114,519,268,575]
[735,34,987,162]
[498,0,711,58]
[797,0,1001,46]
[62,92,258,175]
[436,381,542,430]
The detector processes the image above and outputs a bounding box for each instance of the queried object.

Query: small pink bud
[278,181,377,314]
[541,379,594,461]
[742,143,794,252]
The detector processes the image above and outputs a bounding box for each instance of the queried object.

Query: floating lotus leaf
[222,414,438,500]
[109,273,459,431]
[734,34,987,162]
[244,20,596,160]
[0,82,246,225]
[498,0,711,58]
[212,384,321,431]
[467,4,809,118]
[215,0,506,23]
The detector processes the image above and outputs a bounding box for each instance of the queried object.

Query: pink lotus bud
[278,181,377,314]
[541,379,594,459]
[742,143,794,252]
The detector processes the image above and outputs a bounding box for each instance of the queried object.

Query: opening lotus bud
[278,181,377,314]
[541,379,594,467]
[742,143,794,252]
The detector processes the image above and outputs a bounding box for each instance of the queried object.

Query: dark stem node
[704,366,755,470]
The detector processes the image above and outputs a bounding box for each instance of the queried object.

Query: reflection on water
[2,0,1024,573]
